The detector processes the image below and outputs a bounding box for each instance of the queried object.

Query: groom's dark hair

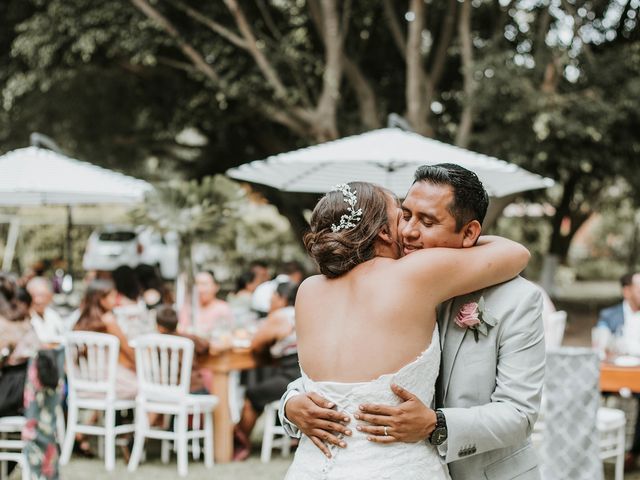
[413,163,489,231]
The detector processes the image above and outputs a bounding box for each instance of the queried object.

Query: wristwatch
[429,409,448,446]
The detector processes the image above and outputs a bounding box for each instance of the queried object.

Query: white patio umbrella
[227,128,554,199]
[0,146,153,272]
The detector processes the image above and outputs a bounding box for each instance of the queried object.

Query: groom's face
[399,181,467,255]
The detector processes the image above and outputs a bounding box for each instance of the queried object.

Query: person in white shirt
[251,261,305,317]
[26,277,64,343]
[597,272,640,470]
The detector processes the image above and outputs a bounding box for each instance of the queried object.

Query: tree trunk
[455,0,474,148]
[405,0,432,136]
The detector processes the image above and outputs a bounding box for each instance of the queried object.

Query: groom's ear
[461,220,482,248]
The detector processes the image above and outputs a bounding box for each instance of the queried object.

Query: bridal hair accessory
[330,183,363,233]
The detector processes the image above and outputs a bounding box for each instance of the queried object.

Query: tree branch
[426,0,457,102]
[130,0,221,83]
[255,0,283,41]
[382,0,406,60]
[455,0,474,148]
[170,0,248,50]
[223,0,289,99]
[343,56,380,129]
[312,0,344,140]
[405,0,432,136]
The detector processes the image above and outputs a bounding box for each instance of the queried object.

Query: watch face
[432,427,447,445]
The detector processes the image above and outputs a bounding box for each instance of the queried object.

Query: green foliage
[130,175,244,244]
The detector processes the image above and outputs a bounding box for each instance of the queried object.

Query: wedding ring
[384,426,388,436]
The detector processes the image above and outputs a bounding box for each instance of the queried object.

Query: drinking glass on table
[592,326,611,360]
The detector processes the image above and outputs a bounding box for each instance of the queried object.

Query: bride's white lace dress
[284,326,450,480]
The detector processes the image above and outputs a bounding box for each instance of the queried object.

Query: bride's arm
[398,235,530,303]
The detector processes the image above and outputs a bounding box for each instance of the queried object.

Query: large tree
[2,0,639,286]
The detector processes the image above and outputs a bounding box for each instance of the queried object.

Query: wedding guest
[249,260,271,286]
[251,261,305,316]
[178,270,234,335]
[597,271,640,470]
[0,273,40,418]
[155,306,210,393]
[227,270,260,313]
[234,282,300,460]
[74,279,137,398]
[26,277,65,343]
[112,265,154,338]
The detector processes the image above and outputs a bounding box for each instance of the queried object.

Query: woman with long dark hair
[74,279,137,398]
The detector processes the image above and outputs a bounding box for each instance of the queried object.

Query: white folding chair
[0,416,27,480]
[545,310,567,350]
[597,407,626,480]
[60,331,136,471]
[127,334,218,477]
[260,401,291,463]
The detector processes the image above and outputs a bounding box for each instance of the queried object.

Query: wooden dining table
[600,361,640,393]
[202,347,264,463]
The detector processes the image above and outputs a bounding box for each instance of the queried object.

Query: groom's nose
[401,218,418,241]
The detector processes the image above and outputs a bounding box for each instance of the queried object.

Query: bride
[284,182,529,479]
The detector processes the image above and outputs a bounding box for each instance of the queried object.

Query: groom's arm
[358,286,544,462]
[278,377,352,457]
[439,287,544,462]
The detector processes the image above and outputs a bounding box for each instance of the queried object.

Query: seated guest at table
[597,272,640,352]
[74,279,137,399]
[26,276,65,343]
[598,271,640,470]
[251,261,305,317]
[155,306,211,394]
[234,282,300,461]
[112,265,154,338]
[178,270,234,336]
[0,273,41,418]
[227,270,261,313]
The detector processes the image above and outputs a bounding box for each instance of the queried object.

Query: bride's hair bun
[304,182,392,278]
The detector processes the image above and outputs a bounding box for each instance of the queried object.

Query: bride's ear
[378,225,393,245]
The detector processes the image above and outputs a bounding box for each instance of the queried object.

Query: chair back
[64,331,120,400]
[540,347,603,480]
[545,310,567,350]
[132,334,194,402]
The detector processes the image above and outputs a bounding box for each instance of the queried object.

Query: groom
[279,164,545,479]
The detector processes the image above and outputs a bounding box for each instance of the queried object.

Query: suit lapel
[441,294,474,402]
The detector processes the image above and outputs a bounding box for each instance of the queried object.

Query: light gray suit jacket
[438,276,544,480]
[279,276,545,480]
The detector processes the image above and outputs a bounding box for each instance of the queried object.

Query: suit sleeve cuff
[280,390,302,439]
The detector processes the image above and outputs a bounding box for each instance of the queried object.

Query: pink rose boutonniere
[454,296,497,342]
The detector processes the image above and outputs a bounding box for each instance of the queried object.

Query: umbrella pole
[66,205,73,278]
[2,216,21,271]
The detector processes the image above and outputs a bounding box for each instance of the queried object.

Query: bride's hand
[285,392,352,458]
[355,384,437,443]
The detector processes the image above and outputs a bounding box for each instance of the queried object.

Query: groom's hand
[285,392,352,458]
[356,384,436,443]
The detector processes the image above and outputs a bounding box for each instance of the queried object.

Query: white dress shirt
[30,307,65,343]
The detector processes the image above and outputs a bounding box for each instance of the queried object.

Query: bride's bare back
[296,258,437,383]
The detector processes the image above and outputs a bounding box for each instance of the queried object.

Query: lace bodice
[285,326,450,480]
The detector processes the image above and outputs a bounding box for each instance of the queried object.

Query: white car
[82,226,179,279]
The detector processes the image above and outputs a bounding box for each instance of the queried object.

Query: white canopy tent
[227,128,554,224]
[0,146,152,272]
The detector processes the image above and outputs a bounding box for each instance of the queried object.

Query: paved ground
[59,454,292,480]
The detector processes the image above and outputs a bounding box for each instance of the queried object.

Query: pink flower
[455,302,481,329]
